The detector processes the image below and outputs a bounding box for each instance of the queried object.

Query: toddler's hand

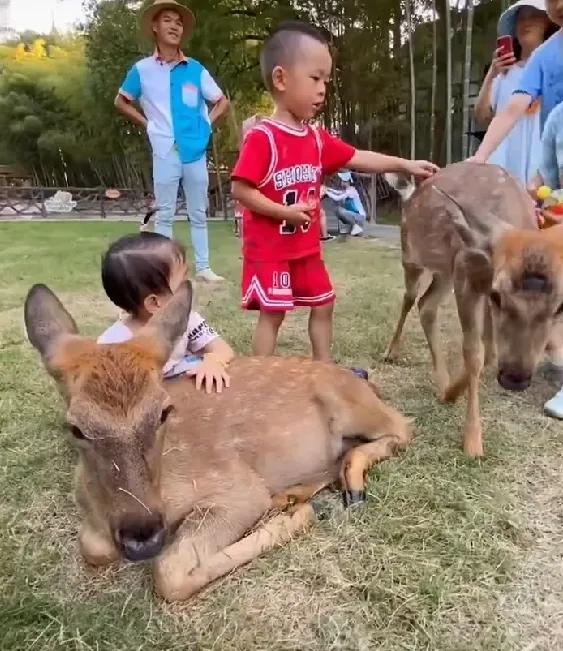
[195,354,231,394]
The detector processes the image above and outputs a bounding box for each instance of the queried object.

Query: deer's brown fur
[385,162,563,457]
[24,282,411,602]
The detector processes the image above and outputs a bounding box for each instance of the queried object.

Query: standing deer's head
[24,282,192,562]
[489,230,563,390]
[435,185,563,391]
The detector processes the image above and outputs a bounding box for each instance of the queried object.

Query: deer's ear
[137,280,193,365]
[24,284,79,362]
[462,249,494,294]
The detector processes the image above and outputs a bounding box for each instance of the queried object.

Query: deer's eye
[490,290,501,309]
[160,405,174,425]
[70,425,86,440]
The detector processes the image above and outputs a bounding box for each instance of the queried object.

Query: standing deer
[24,281,411,602]
[384,162,563,458]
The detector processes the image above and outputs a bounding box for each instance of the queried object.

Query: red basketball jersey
[232,119,355,262]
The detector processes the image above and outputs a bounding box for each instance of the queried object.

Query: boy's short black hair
[260,20,329,91]
[101,232,186,316]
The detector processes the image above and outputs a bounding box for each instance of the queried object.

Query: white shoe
[196,269,224,282]
[351,224,364,236]
[544,387,563,419]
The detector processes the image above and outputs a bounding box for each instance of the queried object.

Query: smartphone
[496,35,514,58]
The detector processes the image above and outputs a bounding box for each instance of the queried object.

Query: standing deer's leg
[448,261,486,458]
[384,263,424,362]
[418,273,453,399]
[483,302,497,368]
[154,482,314,602]
[340,436,402,506]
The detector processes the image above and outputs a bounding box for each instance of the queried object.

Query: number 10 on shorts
[271,271,292,296]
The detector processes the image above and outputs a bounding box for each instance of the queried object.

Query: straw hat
[497,0,547,37]
[141,0,195,42]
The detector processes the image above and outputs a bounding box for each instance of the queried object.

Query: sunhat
[141,0,195,43]
[497,0,547,37]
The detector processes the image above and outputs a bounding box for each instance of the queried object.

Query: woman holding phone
[474,0,556,185]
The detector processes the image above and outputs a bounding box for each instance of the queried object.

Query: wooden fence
[0,183,231,219]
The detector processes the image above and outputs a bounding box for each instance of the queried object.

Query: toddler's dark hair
[260,21,329,91]
[101,232,186,316]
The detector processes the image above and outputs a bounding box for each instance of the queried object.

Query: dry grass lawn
[1,221,562,650]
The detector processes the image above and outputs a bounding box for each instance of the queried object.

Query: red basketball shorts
[241,254,335,312]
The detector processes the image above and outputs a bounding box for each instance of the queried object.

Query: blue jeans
[153,149,210,273]
[336,207,366,232]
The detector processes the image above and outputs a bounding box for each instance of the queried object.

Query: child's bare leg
[253,311,285,356]
[309,303,334,362]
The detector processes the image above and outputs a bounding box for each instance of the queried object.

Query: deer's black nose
[497,369,531,392]
[117,514,166,562]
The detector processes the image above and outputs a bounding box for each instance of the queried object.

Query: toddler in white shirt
[98,232,234,393]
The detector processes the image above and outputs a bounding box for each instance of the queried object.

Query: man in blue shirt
[115,0,229,282]
[472,0,563,166]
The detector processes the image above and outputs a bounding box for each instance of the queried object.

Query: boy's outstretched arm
[348,150,439,180]
[470,94,531,163]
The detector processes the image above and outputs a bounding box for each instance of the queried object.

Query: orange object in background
[540,206,563,229]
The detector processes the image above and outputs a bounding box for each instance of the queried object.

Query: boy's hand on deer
[402,160,440,180]
[195,354,231,394]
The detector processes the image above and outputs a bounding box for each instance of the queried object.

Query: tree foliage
[0,0,507,187]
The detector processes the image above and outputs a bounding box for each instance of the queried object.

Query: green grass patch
[1,221,561,650]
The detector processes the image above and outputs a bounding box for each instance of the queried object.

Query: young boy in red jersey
[232,21,438,364]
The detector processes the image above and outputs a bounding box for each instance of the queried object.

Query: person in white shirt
[473,0,556,185]
[321,171,367,236]
[115,0,230,283]
[98,232,234,393]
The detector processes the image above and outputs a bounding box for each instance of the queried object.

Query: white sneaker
[544,386,563,419]
[196,269,224,282]
[351,224,364,237]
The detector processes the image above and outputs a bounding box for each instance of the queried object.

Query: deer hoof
[383,350,397,363]
[342,490,367,508]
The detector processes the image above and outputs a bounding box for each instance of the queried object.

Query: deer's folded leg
[339,436,400,507]
[79,523,119,567]
[271,477,332,510]
[153,477,273,602]
[155,504,315,601]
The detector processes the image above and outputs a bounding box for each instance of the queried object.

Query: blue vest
[170,58,211,164]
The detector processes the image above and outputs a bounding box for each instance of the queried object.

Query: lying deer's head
[436,186,563,391]
[24,282,192,562]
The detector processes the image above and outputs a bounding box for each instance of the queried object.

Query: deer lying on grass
[384,162,563,458]
[24,282,411,602]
